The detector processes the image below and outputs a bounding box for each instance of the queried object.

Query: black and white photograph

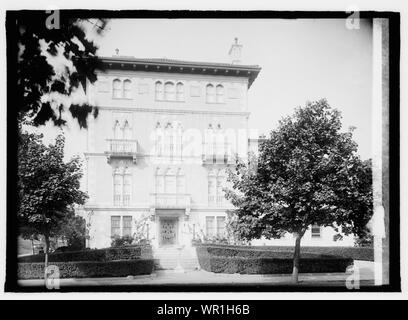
[0,1,404,305]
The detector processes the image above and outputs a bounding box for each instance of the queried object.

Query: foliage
[195,246,352,274]
[18,259,154,279]
[18,245,147,263]
[14,11,108,127]
[225,99,373,281]
[111,235,134,247]
[354,233,374,248]
[58,209,87,251]
[17,131,88,264]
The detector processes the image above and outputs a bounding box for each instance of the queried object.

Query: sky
[40,18,373,160]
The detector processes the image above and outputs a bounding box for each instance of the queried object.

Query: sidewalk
[18,260,374,288]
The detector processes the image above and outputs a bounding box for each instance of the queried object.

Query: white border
[0,0,407,300]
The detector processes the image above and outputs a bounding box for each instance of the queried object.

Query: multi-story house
[78,39,354,259]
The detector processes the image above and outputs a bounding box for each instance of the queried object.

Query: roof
[99,56,262,88]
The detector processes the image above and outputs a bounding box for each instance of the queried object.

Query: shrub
[18,259,154,279]
[111,235,134,247]
[194,244,374,261]
[17,245,152,263]
[196,245,353,274]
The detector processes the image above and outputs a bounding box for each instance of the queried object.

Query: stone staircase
[153,246,200,271]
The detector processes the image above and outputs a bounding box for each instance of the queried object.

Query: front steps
[153,246,200,271]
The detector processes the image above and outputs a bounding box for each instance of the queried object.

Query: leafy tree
[14,11,108,127]
[17,131,88,267]
[225,99,373,283]
[58,209,87,251]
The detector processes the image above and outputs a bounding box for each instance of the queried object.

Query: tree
[14,11,108,127]
[17,131,88,267]
[58,209,87,251]
[225,99,373,283]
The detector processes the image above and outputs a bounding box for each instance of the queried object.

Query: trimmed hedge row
[18,245,152,263]
[195,244,374,261]
[196,246,353,274]
[18,259,154,279]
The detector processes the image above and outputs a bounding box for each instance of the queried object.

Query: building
[78,39,354,254]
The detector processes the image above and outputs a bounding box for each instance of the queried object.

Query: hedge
[18,245,152,263]
[195,244,373,261]
[18,259,154,279]
[196,246,353,274]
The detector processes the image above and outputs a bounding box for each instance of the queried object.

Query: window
[111,216,121,238]
[113,79,122,98]
[155,168,164,193]
[123,121,131,140]
[206,84,215,103]
[113,167,132,206]
[176,169,186,194]
[208,170,216,205]
[216,84,224,103]
[216,175,225,205]
[123,80,132,99]
[216,216,226,237]
[122,216,132,237]
[113,120,122,140]
[176,82,184,101]
[155,81,163,100]
[206,216,215,238]
[164,82,175,101]
[113,169,122,206]
[123,168,131,206]
[311,225,321,238]
[164,168,176,194]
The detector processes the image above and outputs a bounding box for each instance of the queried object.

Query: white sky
[41,18,373,160]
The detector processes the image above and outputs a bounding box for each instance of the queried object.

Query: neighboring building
[78,39,354,252]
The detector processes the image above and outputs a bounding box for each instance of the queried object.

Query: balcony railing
[105,139,138,164]
[202,142,234,165]
[150,193,191,209]
[113,194,131,207]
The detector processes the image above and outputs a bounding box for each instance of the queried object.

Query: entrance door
[160,218,178,246]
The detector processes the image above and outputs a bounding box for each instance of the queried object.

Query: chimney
[228,37,242,64]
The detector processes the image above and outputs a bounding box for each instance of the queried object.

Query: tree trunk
[44,234,50,269]
[292,233,302,283]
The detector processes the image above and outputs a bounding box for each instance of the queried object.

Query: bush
[194,244,374,261]
[17,245,153,263]
[18,259,154,279]
[196,245,353,274]
[111,235,134,247]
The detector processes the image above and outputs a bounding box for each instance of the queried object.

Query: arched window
[206,84,215,103]
[155,81,163,100]
[208,169,216,205]
[176,82,184,101]
[176,168,186,194]
[113,120,122,140]
[164,82,175,101]
[123,80,132,99]
[123,121,131,140]
[216,84,224,103]
[113,79,122,98]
